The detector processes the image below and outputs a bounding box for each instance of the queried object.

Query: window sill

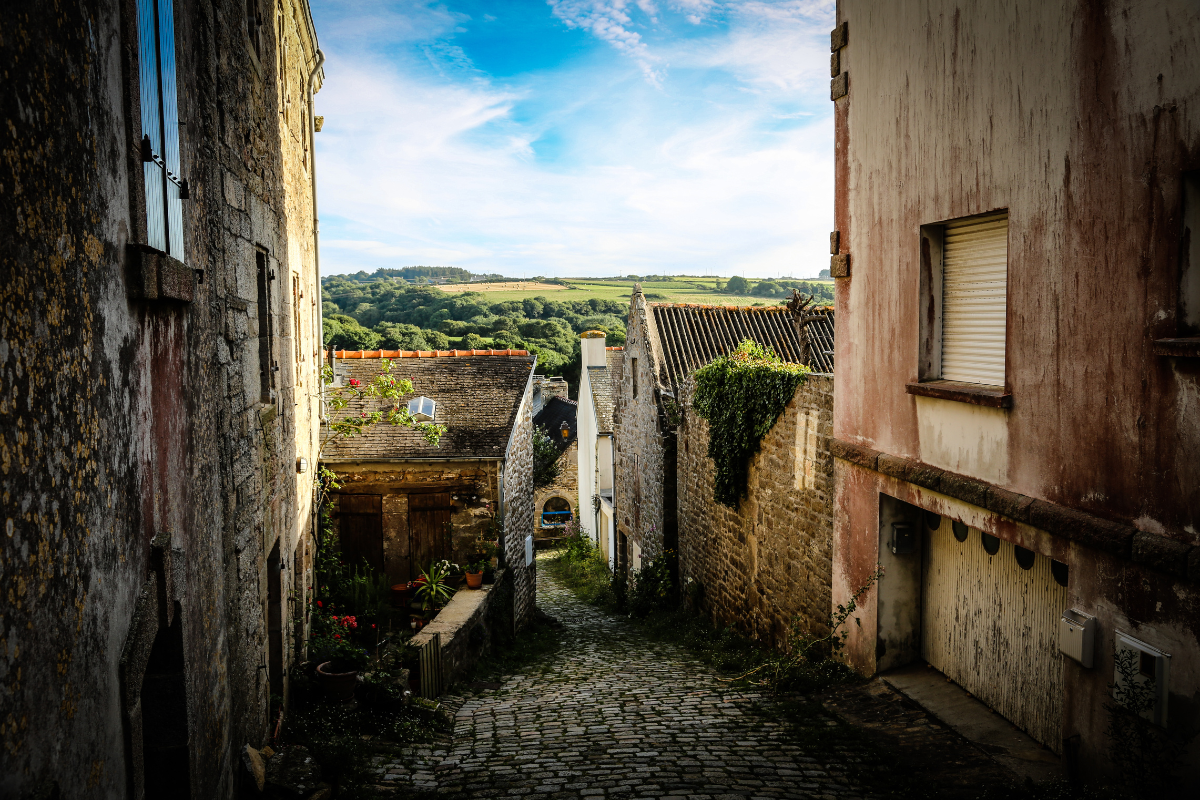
[1152,338,1200,358]
[906,380,1012,408]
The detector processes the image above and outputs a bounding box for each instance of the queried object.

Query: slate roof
[321,352,535,462]
[801,308,835,373]
[650,304,800,386]
[532,396,577,456]
[589,367,616,434]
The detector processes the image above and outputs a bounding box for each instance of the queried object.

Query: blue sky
[310,0,835,278]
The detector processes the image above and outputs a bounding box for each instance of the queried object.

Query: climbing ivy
[691,340,809,507]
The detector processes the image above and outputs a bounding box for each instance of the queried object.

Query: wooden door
[337,494,384,574]
[409,493,453,576]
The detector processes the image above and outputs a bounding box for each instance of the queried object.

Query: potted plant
[464,555,488,589]
[310,616,370,703]
[414,562,456,618]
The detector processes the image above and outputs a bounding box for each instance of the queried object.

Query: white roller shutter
[941,212,1008,385]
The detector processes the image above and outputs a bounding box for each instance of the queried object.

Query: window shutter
[941,212,1008,385]
[136,0,185,261]
[157,0,184,261]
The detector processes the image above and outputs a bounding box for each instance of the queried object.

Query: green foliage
[550,525,617,607]
[692,340,809,506]
[532,426,563,489]
[324,313,383,350]
[1105,647,1194,794]
[725,275,750,294]
[627,546,676,618]
[414,562,456,612]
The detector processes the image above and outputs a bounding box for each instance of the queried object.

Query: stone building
[575,333,623,564]
[531,376,579,541]
[830,1,1200,785]
[0,0,325,795]
[613,286,833,585]
[321,349,538,631]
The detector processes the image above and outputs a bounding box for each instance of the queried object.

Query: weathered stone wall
[502,383,537,630]
[0,1,319,796]
[677,375,835,648]
[329,461,501,582]
[276,0,325,673]
[534,440,579,537]
[613,291,671,570]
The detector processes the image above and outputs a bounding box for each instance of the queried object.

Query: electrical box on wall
[1059,609,1096,667]
[890,522,914,555]
[525,535,534,566]
[1114,632,1171,728]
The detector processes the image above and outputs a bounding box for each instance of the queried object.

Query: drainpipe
[307,49,326,402]
[307,49,326,587]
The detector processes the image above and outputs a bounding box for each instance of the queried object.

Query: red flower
[349,378,360,386]
[316,600,322,608]
[334,634,341,640]
[371,624,376,629]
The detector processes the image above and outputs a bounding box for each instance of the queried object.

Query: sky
[309,0,835,279]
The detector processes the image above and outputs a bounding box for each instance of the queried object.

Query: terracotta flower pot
[465,571,483,589]
[391,583,411,608]
[316,661,358,703]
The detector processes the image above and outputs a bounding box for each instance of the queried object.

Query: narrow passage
[376,559,869,799]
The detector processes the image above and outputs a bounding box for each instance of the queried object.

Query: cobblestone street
[375,559,872,799]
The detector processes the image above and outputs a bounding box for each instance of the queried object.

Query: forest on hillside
[320,270,834,393]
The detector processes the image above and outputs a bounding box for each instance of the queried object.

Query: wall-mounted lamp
[297,457,309,474]
[561,422,570,440]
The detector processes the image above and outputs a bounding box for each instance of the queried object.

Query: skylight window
[407,396,436,421]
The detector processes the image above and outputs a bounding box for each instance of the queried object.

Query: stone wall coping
[411,584,493,649]
[831,438,1199,583]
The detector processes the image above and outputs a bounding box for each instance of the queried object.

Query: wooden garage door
[922,524,1066,751]
[337,494,384,574]
[409,493,452,576]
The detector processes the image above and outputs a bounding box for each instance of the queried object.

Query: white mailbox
[1059,609,1096,667]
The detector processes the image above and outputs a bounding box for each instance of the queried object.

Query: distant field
[432,277,829,307]
[438,281,566,294]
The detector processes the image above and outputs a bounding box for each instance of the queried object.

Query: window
[292,274,303,366]
[257,249,275,402]
[631,357,638,399]
[407,396,436,421]
[917,211,1009,390]
[245,0,263,62]
[136,0,184,260]
[1180,172,1200,336]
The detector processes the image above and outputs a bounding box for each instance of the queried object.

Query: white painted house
[575,331,623,567]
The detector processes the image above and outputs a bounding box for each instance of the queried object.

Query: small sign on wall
[525,535,534,566]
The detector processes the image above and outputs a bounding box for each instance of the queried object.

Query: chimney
[580,330,607,369]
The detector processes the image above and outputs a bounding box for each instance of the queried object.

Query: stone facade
[502,381,537,631]
[677,376,835,647]
[612,293,674,571]
[534,440,579,538]
[0,0,323,796]
[331,462,501,582]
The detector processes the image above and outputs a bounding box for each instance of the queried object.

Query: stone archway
[538,494,573,529]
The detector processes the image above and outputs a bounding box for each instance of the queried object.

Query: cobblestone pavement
[374,559,872,799]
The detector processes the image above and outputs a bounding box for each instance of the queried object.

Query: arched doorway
[541,496,572,527]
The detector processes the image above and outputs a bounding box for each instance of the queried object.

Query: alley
[375,560,869,799]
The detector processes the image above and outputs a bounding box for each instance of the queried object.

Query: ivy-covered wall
[676,375,835,648]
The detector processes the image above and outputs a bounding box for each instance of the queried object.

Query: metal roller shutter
[942,212,1008,385]
[922,524,1066,750]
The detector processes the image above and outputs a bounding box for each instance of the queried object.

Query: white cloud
[548,0,664,84]
[311,0,836,278]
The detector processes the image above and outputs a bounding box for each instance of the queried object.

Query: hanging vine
[691,340,809,507]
